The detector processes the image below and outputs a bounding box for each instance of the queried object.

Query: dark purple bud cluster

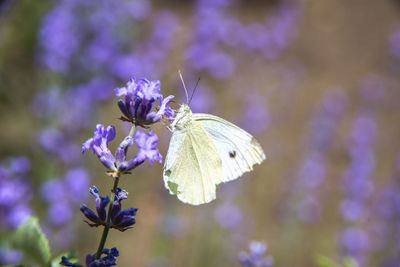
[115,77,174,126]
[60,247,119,267]
[80,187,137,232]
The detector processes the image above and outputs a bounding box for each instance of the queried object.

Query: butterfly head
[170,104,193,130]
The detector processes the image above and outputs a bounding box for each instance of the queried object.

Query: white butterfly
[163,103,266,205]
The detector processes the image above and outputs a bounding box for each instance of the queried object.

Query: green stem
[95,176,120,260]
[95,124,136,260]
[128,124,136,138]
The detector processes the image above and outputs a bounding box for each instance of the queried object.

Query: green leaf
[315,254,359,267]
[343,257,359,267]
[315,254,341,267]
[10,217,51,266]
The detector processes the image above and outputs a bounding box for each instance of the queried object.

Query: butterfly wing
[163,121,224,205]
[193,113,266,184]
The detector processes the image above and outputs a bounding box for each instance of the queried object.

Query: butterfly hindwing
[163,120,224,205]
[193,113,266,184]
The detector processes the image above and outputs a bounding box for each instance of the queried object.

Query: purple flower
[60,247,119,267]
[185,84,215,113]
[307,88,347,150]
[126,0,151,20]
[31,88,61,119]
[349,114,377,146]
[81,124,117,171]
[64,168,90,204]
[389,29,400,59]
[238,241,274,267]
[0,157,32,228]
[337,112,377,262]
[340,199,364,222]
[80,186,137,232]
[296,196,321,223]
[40,167,90,226]
[38,3,81,72]
[214,202,243,229]
[0,248,24,265]
[358,74,385,104]
[47,201,72,226]
[82,125,162,174]
[160,215,189,237]
[115,77,174,126]
[86,247,119,267]
[8,156,31,174]
[134,130,162,165]
[296,152,326,190]
[40,178,68,203]
[237,92,270,134]
[338,227,370,254]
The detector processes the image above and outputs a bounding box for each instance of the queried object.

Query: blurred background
[1,0,400,266]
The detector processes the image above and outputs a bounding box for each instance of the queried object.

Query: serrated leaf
[10,216,51,266]
[315,254,341,267]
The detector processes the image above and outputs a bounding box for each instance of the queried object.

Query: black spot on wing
[167,181,179,195]
[229,151,237,158]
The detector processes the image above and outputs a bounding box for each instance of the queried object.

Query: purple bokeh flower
[337,112,377,264]
[0,248,24,265]
[389,28,400,59]
[160,215,189,238]
[338,227,370,255]
[0,157,32,229]
[296,196,321,223]
[238,92,270,134]
[214,202,243,229]
[40,167,90,226]
[358,74,385,104]
[186,0,302,79]
[369,153,400,264]
[292,89,347,224]
[238,241,274,267]
[307,88,347,150]
[38,2,81,73]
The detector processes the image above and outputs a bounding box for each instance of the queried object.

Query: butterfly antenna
[178,70,189,104]
[188,77,200,105]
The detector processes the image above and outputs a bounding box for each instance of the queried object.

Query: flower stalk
[95,175,120,260]
[95,124,135,260]
[62,77,174,266]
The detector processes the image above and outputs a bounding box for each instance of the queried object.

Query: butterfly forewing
[163,120,224,205]
[193,113,266,183]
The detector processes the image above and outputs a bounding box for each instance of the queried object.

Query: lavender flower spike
[110,188,138,232]
[82,124,117,171]
[115,77,174,126]
[80,186,137,232]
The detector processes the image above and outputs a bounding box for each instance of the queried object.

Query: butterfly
[163,74,266,205]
